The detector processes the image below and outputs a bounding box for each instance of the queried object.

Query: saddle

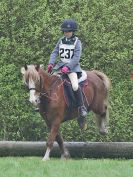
[62,70,88,107]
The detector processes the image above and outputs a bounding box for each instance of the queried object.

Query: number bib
[59,37,78,63]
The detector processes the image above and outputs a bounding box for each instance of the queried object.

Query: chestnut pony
[21,64,111,160]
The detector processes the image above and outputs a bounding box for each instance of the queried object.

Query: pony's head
[21,64,43,106]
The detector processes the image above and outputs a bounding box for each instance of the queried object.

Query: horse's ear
[21,67,26,74]
[40,64,44,69]
[24,64,28,70]
[35,64,40,71]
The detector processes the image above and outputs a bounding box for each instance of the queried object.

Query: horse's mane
[49,73,62,88]
[24,65,40,83]
[37,67,62,89]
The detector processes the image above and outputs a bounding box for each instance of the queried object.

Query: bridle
[26,73,61,101]
[28,75,47,97]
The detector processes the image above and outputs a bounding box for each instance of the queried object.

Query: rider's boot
[74,87,88,130]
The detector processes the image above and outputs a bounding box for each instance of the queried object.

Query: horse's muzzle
[29,96,40,106]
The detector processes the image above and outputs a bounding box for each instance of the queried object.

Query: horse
[21,64,111,161]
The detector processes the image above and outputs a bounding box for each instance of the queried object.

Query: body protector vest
[59,37,78,63]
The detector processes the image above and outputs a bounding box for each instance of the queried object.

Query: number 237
[59,48,74,59]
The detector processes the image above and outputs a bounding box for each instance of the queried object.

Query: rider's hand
[48,64,53,73]
[61,66,70,74]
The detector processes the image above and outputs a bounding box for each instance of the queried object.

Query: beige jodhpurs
[68,72,79,91]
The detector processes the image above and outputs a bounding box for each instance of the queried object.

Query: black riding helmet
[61,19,78,32]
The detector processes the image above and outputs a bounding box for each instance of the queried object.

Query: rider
[48,19,87,130]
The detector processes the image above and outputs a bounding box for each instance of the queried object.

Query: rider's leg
[68,72,87,130]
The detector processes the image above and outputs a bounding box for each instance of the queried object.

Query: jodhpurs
[68,72,79,91]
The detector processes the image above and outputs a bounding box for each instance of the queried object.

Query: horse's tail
[91,70,111,91]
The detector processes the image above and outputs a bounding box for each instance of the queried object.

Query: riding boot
[73,87,88,130]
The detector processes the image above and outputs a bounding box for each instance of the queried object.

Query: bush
[0,0,132,141]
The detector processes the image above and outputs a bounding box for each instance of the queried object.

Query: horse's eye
[25,78,29,85]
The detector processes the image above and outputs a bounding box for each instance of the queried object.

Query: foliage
[0,158,133,177]
[0,0,132,141]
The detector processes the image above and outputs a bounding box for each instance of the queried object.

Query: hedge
[0,0,132,141]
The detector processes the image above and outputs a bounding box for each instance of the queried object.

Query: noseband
[28,76,46,96]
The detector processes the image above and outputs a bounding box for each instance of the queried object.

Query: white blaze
[29,80,38,105]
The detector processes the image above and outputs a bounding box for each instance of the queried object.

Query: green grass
[0,157,132,177]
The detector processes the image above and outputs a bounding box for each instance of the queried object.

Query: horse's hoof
[34,108,39,112]
[42,157,50,161]
[61,151,70,160]
[78,118,87,131]
[99,128,108,135]
[82,123,88,131]
[80,122,88,131]
[61,156,67,160]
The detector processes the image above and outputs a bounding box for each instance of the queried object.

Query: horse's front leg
[42,121,60,161]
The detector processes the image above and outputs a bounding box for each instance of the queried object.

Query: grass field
[0,157,132,177]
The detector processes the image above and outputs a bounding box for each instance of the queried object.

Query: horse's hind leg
[56,133,70,159]
[95,105,109,135]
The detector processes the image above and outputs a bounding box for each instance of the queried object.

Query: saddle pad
[62,75,87,107]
